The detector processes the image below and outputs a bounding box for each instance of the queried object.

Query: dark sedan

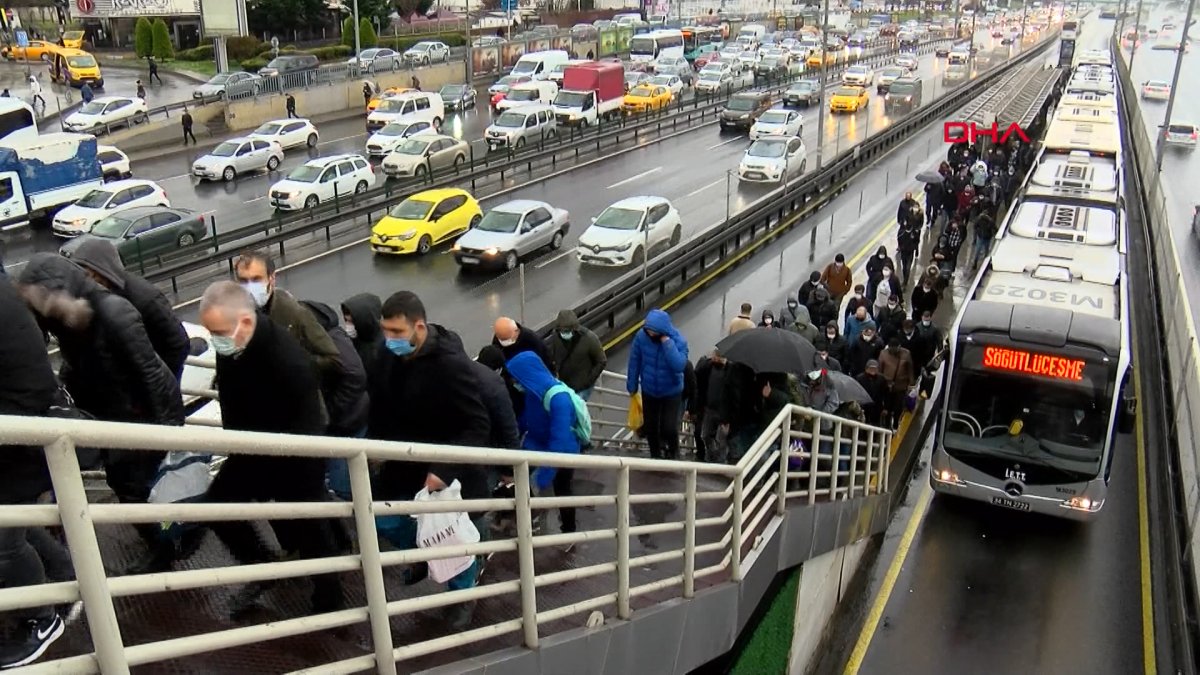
[440,83,477,111]
[59,206,208,267]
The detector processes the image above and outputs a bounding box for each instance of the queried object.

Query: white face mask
[882,269,892,278]
[498,338,517,348]
[826,330,836,339]
[764,317,773,325]
[888,301,897,309]
[344,323,357,339]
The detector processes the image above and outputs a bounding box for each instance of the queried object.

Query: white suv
[269,154,375,210]
[1164,122,1197,148]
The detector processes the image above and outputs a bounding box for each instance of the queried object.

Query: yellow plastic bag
[627,393,643,432]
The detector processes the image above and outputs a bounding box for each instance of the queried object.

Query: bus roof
[1043,116,1120,156]
[1059,90,1117,109]
[976,236,1122,320]
[1025,152,1120,207]
[1004,200,1119,247]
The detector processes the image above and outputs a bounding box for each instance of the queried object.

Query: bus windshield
[942,342,1115,478]
[630,36,657,56]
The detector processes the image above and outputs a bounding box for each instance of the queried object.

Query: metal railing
[0,400,891,673]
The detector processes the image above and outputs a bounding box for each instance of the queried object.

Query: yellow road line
[1131,325,1157,675]
[842,483,932,675]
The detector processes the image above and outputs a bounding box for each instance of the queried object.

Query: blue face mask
[386,337,414,357]
[241,280,270,308]
[210,323,244,357]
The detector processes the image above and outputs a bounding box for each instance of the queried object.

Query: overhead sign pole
[1156,0,1196,171]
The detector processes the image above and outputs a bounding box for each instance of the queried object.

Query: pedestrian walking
[969,209,997,271]
[181,106,196,145]
[727,302,755,334]
[80,81,93,104]
[135,79,146,100]
[878,336,915,429]
[341,292,384,373]
[896,218,921,285]
[148,56,162,85]
[286,93,297,118]
[411,74,421,90]
[855,359,887,426]
[363,81,374,108]
[819,253,853,304]
[692,349,731,463]
[545,309,606,400]
[492,315,554,371]
[910,276,939,323]
[626,309,689,460]
[28,75,44,110]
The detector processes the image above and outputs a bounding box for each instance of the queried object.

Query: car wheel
[355,180,368,194]
[631,247,645,267]
[415,165,427,177]
[305,194,319,209]
[417,235,433,255]
[470,214,481,228]
[670,225,681,246]
[453,154,465,169]
[266,155,280,171]
[551,229,565,250]
[503,250,519,271]
[516,137,526,149]
[177,232,196,247]
[307,133,318,148]
[222,166,236,181]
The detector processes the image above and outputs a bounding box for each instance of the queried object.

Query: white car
[750,108,803,140]
[738,50,760,69]
[365,120,438,157]
[268,154,375,210]
[348,47,401,70]
[1164,122,1197,148]
[62,96,148,134]
[696,70,733,94]
[51,179,169,236]
[97,144,131,182]
[646,74,684,98]
[381,134,469,179]
[453,199,571,271]
[576,196,683,267]
[403,41,450,65]
[247,118,319,150]
[192,71,261,99]
[1142,80,1171,100]
[896,54,919,70]
[719,49,746,70]
[738,136,807,183]
[842,65,875,87]
[191,136,284,182]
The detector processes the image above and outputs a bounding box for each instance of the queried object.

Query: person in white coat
[28,75,44,109]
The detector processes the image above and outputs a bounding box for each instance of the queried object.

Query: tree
[151,18,174,60]
[358,17,378,48]
[247,0,329,36]
[133,17,153,59]
[341,16,355,47]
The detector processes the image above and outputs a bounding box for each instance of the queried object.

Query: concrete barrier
[103,101,224,153]
[223,61,467,132]
[787,539,870,675]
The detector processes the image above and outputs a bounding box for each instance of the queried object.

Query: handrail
[0,401,891,673]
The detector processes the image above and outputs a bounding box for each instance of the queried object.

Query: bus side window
[0,177,14,202]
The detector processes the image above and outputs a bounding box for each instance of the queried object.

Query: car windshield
[67,55,97,68]
[476,210,523,233]
[495,112,527,128]
[498,75,523,86]
[209,142,239,157]
[393,139,431,155]
[90,215,132,238]
[555,91,588,106]
[758,110,791,124]
[889,83,916,95]
[593,206,644,231]
[377,99,407,113]
[747,139,787,158]
[411,43,432,52]
[649,76,673,85]
[630,86,656,97]
[882,67,906,77]
[700,73,722,82]
[378,123,411,136]
[726,97,758,111]
[441,84,466,96]
[508,88,539,101]
[207,73,233,85]
[511,59,539,74]
[834,87,859,96]
[254,123,282,135]
[760,58,778,66]
[359,49,381,59]
[1168,124,1195,134]
[848,67,869,74]
[1147,81,1170,88]
[790,81,816,91]
[287,165,323,182]
[389,198,434,219]
[79,101,106,115]
[75,189,114,209]
[64,31,84,39]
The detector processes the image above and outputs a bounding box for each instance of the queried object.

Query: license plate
[459,256,479,264]
[373,245,391,252]
[746,172,765,180]
[991,496,1030,512]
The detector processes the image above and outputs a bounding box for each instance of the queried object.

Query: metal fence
[0,398,892,673]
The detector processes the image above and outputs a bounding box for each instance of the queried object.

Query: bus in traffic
[630,29,685,63]
[682,26,722,62]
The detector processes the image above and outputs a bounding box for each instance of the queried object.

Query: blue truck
[0,131,102,230]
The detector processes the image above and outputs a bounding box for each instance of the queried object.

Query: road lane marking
[535,248,575,268]
[842,483,932,675]
[1131,326,1158,675]
[685,178,724,199]
[243,196,267,204]
[607,167,662,190]
[707,137,743,150]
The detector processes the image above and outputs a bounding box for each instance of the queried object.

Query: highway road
[0,59,198,118]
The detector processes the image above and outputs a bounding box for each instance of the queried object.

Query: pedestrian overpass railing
[0,401,892,674]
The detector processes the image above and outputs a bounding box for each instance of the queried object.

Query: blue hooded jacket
[507,351,581,488]
[626,309,689,397]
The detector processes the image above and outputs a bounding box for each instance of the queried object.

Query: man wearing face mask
[758,309,777,328]
[913,310,942,371]
[626,309,690,460]
[910,276,939,323]
[546,309,606,401]
[233,251,339,376]
[822,321,847,363]
[197,281,344,617]
[878,336,915,429]
[819,253,853,304]
[807,287,838,331]
[864,246,893,305]
[844,284,870,323]
[341,293,384,374]
[781,300,819,343]
[844,305,871,344]
[492,315,553,372]
[846,320,883,377]
[876,294,906,343]
[811,339,842,373]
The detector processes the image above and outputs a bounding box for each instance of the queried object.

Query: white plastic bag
[148,451,214,504]
[414,480,481,583]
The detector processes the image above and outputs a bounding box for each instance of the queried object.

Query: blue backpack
[542,383,592,446]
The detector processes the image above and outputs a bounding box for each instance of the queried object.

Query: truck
[0,132,103,229]
[553,61,624,127]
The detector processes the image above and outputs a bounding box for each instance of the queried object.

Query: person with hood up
[546,309,606,400]
[799,370,844,468]
[197,282,344,618]
[854,360,888,426]
[492,316,553,372]
[896,217,921,286]
[844,284,870,322]
[368,291,491,630]
[783,302,819,343]
[28,74,44,108]
[341,293,384,374]
[626,309,689,460]
[879,336,915,429]
[910,276,940,323]
[970,159,989,188]
[807,287,838,330]
[691,348,731,463]
[875,293,906,343]
[728,302,755,334]
[864,246,894,304]
[821,321,847,363]
[872,266,901,317]
[797,270,823,306]
[819,253,853,304]
[68,237,190,380]
[758,309,777,328]
[846,320,883,376]
[506,351,582,545]
[18,254,182,509]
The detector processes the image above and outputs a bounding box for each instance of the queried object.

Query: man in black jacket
[691,349,730,463]
[197,281,344,617]
[68,238,191,380]
[492,315,553,371]
[545,309,606,400]
[341,292,384,374]
[0,278,68,668]
[370,291,491,630]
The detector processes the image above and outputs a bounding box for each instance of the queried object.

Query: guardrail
[0,399,892,673]
[1112,38,1200,662]
[133,38,949,292]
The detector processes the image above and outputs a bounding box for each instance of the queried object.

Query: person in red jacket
[819,253,853,304]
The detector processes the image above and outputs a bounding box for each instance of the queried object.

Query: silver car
[381,134,469,179]
[453,199,571,270]
[192,137,284,182]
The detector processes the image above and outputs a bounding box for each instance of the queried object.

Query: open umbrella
[915,170,944,184]
[716,327,817,374]
[824,371,873,404]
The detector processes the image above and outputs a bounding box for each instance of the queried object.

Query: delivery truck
[0,132,103,229]
[552,61,625,127]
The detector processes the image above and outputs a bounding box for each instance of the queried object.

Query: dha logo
[943,121,1032,144]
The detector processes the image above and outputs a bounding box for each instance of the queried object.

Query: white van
[510,50,570,81]
[365,91,445,133]
[496,80,559,112]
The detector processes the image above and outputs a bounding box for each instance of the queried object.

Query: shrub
[308,45,353,61]
[177,44,214,61]
[358,18,378,48]
[226,35,263,61]
[151,18,174,60]
[341,17,355,48]
[134,17,153,58]
[241,56,268,72]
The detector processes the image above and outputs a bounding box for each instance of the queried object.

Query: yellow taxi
[2,40,53,62]
[62,31,85,49]
[623,84,672,114]
[367,86,412,111]
[806,50,836,68]
[370,188,483,255]
[829,86,869,113]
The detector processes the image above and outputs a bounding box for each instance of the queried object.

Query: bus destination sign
[981,345,1086,382]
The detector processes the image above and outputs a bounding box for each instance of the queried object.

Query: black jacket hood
[301,299,341,331]
[67,238,127,290]
[19,253,99,298]
[341,293,382,342]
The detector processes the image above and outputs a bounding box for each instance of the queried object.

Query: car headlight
[71,218,87,227]
[276,192,291,199]
[739,113,749,119]
[615,242,633,252]
[398,229,417,240]
[483,247,500,256]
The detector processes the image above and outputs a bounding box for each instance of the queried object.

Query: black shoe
[445,600,476,631]
[124,543,175,575]
[228,580,277,618]
[402,564,428,586]
[0,615,64,669]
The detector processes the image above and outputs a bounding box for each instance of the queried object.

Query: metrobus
[682,26,722,62]
[1059,34,1076,66]
[1062,19,1078,39]
[630,29,685,63]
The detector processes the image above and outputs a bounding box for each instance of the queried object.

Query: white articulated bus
[629,30,685,63]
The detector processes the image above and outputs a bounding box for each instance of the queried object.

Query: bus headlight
[933,469,960,484]
[1064,496,1100,512]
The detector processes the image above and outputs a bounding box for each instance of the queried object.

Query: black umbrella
[916,170,944,184]
[716,327,817,374]
[825,371,873,404]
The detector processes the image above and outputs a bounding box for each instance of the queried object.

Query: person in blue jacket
[626,309,689,460]
[506,351,581,542]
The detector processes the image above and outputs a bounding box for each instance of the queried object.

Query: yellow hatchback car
[367,86,412,111]
[370,188,483,255]
[807,50,836,68]
[829,86,869,113]
[623,85,672,114]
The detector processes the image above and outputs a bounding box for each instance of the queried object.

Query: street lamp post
[1156,0,1197,171]
[1129,0,1145,69]
[352,0,361,61]
[816,0,830,171]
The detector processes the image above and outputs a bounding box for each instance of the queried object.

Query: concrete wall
[104,101,224,154]
[223,61,467,132]
[788,538,870,675]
